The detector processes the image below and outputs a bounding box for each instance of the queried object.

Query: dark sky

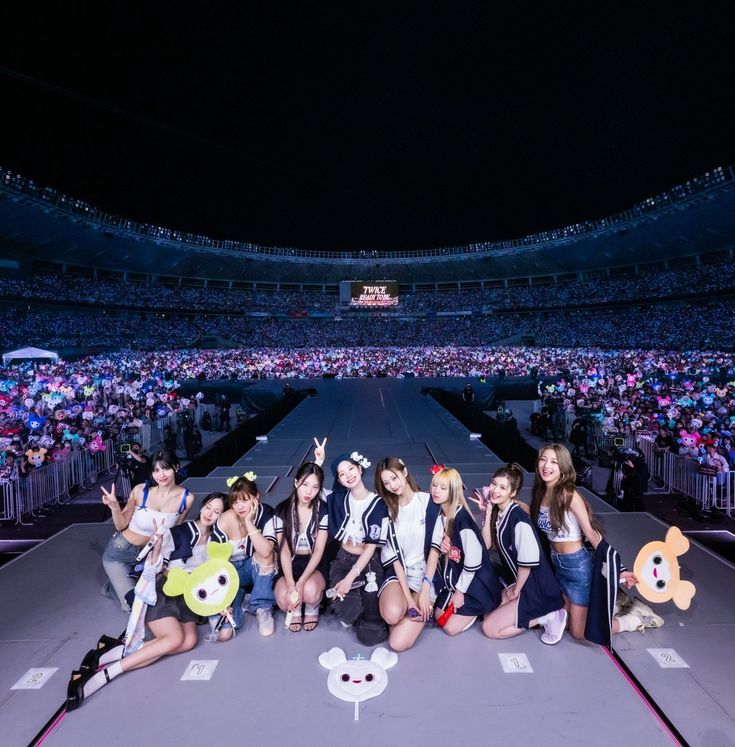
[1,4,734,251]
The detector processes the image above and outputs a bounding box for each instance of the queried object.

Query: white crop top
[536,506,583,542]
[128,506,181,536]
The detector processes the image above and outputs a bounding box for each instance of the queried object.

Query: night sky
[1,4,734,251]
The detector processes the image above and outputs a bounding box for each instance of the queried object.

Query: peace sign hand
[313,436,328,466]
[101,483,120,512]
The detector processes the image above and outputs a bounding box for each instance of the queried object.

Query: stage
[1,380,732,746]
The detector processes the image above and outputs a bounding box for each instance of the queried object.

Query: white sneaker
[615,611,645,633]
[255,608,275,637]
[540,608,568,645]
[629,598,664,629]
[614,592,633,617]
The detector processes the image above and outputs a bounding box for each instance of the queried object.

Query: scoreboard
[340,280,399,308]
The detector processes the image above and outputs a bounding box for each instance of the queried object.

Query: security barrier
[2,414,173,524]
[637,436,733,517]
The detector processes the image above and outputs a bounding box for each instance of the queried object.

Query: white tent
[2,346,60,366]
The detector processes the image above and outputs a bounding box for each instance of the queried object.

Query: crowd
[401,260,735,312]
[1,259,733,317]
[2,300,735,353]
[0,354,202,483]
[2,341,733,481]
[0,274,336,314]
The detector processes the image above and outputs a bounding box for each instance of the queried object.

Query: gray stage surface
[1,380,731,746]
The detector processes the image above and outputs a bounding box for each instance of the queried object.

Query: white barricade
[636,436,733,517]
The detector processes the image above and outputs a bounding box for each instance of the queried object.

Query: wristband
[421,576,431,586]
[247,528,261,537]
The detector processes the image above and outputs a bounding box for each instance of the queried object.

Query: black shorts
[145,578,203,625]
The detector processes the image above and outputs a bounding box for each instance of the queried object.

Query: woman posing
[68,492,227,710]
[327,451,390,645]
[375,457,440,652]
[274,462,329,632]
[480,464,567,644]
[212,474,277,637]
[419,467,502,636]
[531,443,654,640]
[101,449,194,612]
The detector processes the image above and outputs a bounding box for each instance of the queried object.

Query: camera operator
[569,413,591,457]
[462,383,475,404]
[621,455,648,512]
[120,442,151,486]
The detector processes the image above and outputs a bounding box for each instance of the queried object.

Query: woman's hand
[502,584,518,603]
[313,437,327,466]
[101,483,119,511]
[439,535,451,554]
[148,520,163,565]
[334,577,352,599]
[473,487,490,514]
[242,498,258,525]
[287,583,301,610]
[417,587,433,621]
[450,590,465,611]
[620,571,638,589]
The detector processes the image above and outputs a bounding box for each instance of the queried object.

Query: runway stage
[1,380,732,746]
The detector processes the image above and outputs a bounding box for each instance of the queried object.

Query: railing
[0,414,171,525]
[637,437,733,517]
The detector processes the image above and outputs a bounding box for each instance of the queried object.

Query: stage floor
[1,379,732,746]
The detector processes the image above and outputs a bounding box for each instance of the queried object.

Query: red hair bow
[430,464,445,475]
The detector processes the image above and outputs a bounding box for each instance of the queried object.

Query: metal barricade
[9,438,119,524]
[0,480,17,521]
[636,436,733,516]
[138,415,173,454]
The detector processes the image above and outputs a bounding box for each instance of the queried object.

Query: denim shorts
[550,547,592,606]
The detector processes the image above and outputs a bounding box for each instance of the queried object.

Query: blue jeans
[551,547,593,606]
[231,556,276,629]
[102,531,142,612]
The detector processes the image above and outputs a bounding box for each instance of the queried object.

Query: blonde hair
[431,467,470,538]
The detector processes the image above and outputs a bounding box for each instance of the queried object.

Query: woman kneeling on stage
[375,457,440,652]
[327,451,390,645]
[420,467,502,636]
[479,463,567,644]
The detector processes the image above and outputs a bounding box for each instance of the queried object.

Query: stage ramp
[1,379,729,745]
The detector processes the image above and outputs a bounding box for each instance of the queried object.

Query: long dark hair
[488,462,524,550]
[374,457,421,522]
[277,462,324,554]
[151,449,180,479]
[530,443,604,538]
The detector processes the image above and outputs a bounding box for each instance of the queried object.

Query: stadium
[1,7,734,746]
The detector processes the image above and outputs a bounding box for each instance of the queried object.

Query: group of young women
[71,441,661,709]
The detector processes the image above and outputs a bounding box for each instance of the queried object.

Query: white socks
[615,612,643,633]
[535,611,556,626]
[83,661,123,697]
[98,645,125,666]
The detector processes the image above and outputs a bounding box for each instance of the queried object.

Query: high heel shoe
[80,634,124,672]
[66,669,93,711]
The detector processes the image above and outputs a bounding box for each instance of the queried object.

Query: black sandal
[80,634,124,672]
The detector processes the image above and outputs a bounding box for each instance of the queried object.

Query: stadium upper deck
[1,164,734,289]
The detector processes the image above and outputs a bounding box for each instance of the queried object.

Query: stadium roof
[1,164,734,285]
[2,5,735,251]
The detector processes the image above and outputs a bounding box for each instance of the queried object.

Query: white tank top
[536,506,583,542]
